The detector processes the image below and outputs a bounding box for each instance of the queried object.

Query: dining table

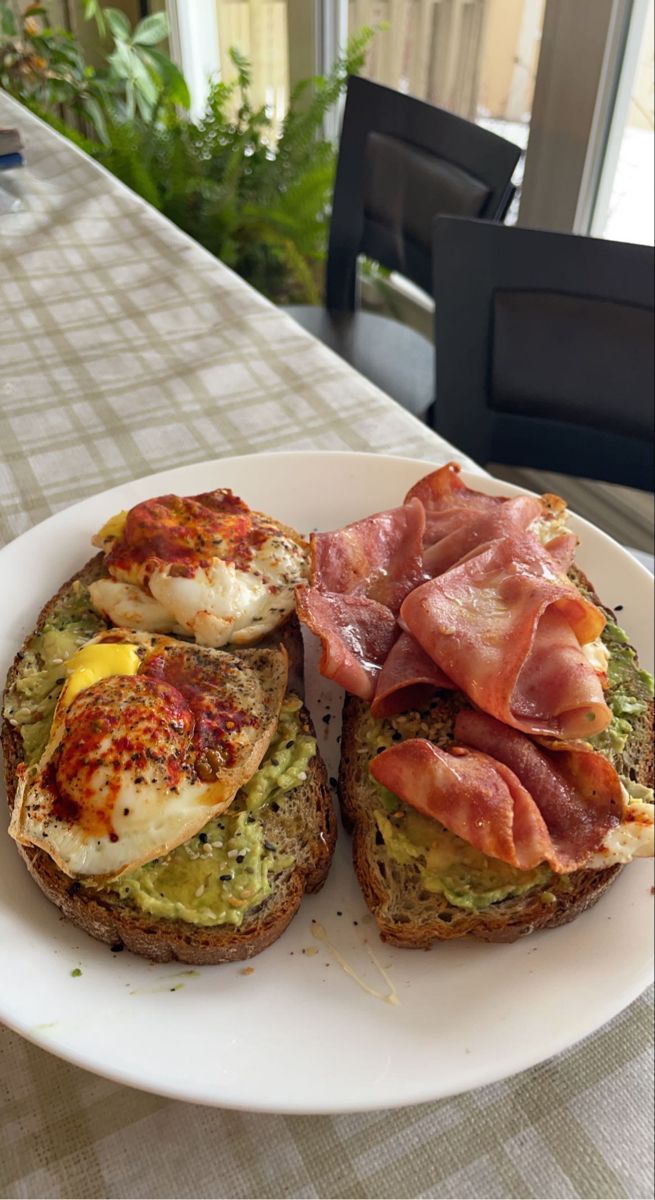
[0,90,653,1200]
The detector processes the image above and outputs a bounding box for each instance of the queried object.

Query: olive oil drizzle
[311,921,399,1006]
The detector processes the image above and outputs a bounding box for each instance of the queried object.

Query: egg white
[584,781,654,868]
[89,533,306,648]
[10,630,284,880]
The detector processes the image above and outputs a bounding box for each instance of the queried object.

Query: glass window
[594,0,654,246]
[216,0,290,136]
[348,0,547,222]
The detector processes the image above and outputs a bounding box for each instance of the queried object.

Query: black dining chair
[284,75,520,420]
[429,217,655,490]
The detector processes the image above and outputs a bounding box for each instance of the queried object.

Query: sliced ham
[371,738,553,870]
[400,533,610,740]
[370,720,622,872]
[311,498,426,612]
[295,462,605,735]
[296,586,397,701]
[405,462,506,545]
[512,607,610,735]
[409,463,574,575]
[422,495,542,577]
[454,710,623,862]
[371,631,455,719]
[543,531,578,574]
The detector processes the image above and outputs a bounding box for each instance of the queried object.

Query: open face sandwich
[2,489,336,964]
[297,463,654,946]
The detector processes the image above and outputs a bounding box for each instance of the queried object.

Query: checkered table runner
[0,91,652,1200]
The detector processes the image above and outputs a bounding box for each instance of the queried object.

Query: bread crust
[338,558,654,950]
[2,558,336,964]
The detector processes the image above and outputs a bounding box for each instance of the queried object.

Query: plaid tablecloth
[0,91,653,1200]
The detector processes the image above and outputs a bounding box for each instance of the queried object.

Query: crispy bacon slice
[370,716,622,872]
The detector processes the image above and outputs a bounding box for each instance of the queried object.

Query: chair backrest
[430,217,655,491]
[326,75,520,310]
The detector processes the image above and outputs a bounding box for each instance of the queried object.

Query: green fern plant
[1,1,375,303]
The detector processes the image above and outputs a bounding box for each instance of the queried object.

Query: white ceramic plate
[0,451,652,1114]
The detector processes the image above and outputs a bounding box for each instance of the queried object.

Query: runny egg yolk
[94,509,128,546]
[58,643,141,710]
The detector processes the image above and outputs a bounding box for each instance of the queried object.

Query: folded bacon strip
[408,462,576,575]
[454,711,622,858]
[421,495,572,577]
[296,588,396,701]
[370,713,622,872]
[400,532,611,740]
[405,461,506,546]
[297,462,609,739]
[370,631,455,719]
[297,501,427,698]
[310,499,426,612]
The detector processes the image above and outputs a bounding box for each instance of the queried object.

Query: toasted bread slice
[2,558,336,964]
[338,567,653,947]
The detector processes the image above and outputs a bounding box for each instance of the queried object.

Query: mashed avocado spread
[591,618,654,758]
[4,584,315,928]
[100,697,314,926]
[360,707,552,910]
[5,582,105,766]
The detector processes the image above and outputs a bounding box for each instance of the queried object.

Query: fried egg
[10,630,288,879]
[585,780,654,868]
[88,490,308,647]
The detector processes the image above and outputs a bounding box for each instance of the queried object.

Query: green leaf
[132,12,169,46]
[82,0,106,37]
[105,7,131,40]
[228,45,251,91]
[1,5,17,36]
[140,46,190,108]
[108,39,133,76]
[82,95,109,144]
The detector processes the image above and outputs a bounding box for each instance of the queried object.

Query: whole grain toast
[338,566,653,947]
[2,557,336,964]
